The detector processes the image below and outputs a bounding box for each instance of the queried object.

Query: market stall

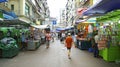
[27,25,51,50]
[0,37,19,58]
[27,26,41,50]
[76,22,95,50]
[96,10,120,62]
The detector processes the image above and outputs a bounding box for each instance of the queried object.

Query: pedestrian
[41,32,45,44]
[51,32,55,42]
[21,32,27,50]
[93,31,99,57]
[65,33,74,59]
[61,32,66,43]
[45,32,51,48]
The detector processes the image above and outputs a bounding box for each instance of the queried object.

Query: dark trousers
[21,42,27,50]
[94,43,99,57]
[76,40,79,48]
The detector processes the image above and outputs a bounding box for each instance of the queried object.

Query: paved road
[0,39,120,67]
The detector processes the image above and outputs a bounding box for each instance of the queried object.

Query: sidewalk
[0,39,120,67]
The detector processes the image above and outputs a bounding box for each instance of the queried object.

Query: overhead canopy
[83,0,120,16]
[77,8,87,16]
[56,28,65,31]
[65,26,74,30]
[75,19,85,24]
[0,19,30,27]
[31,25,49,29]
[0,9,18,19]
[3,11,18,19]
[0,0,8,3]
[97,10,120,22]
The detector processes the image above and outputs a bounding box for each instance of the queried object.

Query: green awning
[97,10,120,22]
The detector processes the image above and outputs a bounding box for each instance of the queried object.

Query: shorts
[67,47,71,50]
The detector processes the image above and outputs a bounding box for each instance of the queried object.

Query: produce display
[0,37,19,58]
[97,9,120,61]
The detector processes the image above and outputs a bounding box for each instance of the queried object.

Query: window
[11,4,14,11]
[25,4,30,17]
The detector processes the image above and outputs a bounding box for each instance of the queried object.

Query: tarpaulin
[0,0,8,3]
[56,28,65,31]
[83,0,120,16]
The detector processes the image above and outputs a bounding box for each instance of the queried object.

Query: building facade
[65,0,75,26]
[0,0,50,26]
[73,0,94,24]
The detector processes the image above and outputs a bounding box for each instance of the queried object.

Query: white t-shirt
[62,33,65,37]
[94,35,99,43]
[88,24,93,33]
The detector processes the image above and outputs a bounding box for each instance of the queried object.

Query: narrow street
[0,39,120,67]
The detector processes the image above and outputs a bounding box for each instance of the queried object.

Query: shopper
[41,32,45,44]
[51,32,55,42]
[93,31,99,57]
[21,32,27,50]
[65,33,74,59]
[45,32,51,48]
[61,32,66,43]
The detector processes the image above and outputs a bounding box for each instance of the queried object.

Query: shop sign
[52,20,57,25]
[77,8,87,15]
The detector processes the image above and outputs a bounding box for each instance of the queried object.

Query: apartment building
[65,0,75,26]
[73,0,94,23]
[0,0,50,26]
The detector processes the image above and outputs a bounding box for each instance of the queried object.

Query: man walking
[65,33,74,59]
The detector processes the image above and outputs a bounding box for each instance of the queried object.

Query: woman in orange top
[65,33,73,59]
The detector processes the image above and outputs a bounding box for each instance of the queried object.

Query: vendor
[93,31,99,58]
[21,32,27,50]
[76,32,82,48]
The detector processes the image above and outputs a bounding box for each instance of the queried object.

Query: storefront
[0,9,20,58]
[75,18,97,50]
[96,10,120,62]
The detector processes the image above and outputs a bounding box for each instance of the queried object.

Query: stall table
[77,38,92,50]
[99,46,120,62]
[27,40,40,50]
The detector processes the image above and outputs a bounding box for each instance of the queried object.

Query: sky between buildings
[31,0,97,22]
[47,0,67,18]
